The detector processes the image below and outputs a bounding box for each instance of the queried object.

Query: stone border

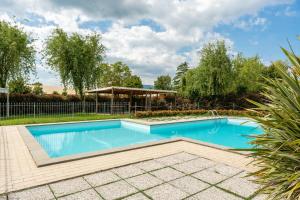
[19,118,251,167]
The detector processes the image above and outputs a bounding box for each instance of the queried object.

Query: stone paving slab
[188,186,243,200]
[155,154,184,166]
[58,189,102,200]
[192,168,228,184]
[8,185,54,200]
[126,174,163,190]
[150,167,185,182]
[95,180,138,200]
[122,193,150,200]
[84,171,120,187]
[144,183,188,200]
[169,176,210,194]
[49,177,91,197]
[134,160,165,172]
[3,152,264,200]
[112,165,144,179]
[217,175,261,198]
[173,158,216,174]
[209,163,243,177]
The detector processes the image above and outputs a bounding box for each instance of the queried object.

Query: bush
[134,109,264,118]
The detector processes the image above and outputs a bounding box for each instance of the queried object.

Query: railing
[0,102,130,119]
[0,101,242,120]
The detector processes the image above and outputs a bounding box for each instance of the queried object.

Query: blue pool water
[27,118,263,158]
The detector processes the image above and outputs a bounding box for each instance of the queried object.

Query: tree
[0,21,35,88]
[154,75,172,90]
[8,78,31,94]
[173,62,189,89]
[262,60,287,79]
[181,40,232,98]
[32,82,44,95]
[124,75,143,88]
[98,62,131,87]
[45,28,105,99]
[198,40,232,96]
[98,62,142,88]
[232,54,265,94]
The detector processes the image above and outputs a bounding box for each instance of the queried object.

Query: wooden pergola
[86,86,177,113]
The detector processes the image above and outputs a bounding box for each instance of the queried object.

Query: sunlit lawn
[0,113,130,126]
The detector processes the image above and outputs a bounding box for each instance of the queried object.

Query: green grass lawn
[0,113,130,126]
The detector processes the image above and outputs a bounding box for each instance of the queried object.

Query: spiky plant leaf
[249,40,300,200]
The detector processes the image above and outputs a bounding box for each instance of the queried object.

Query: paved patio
[1,152,265,200]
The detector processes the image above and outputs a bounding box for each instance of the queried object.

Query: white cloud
[234,17,268,30]
[275,6,297,16]
[0,0,293,85]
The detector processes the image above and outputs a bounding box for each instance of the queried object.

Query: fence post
[72,102,75,117]
[134,102,137,115]
[6,92,9,117]
[34,102,36,118]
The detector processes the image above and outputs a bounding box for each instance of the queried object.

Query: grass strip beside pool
[0,114,130,126]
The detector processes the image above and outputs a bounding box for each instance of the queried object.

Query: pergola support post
[6,91,9,117]
[111,88,114,114]
[129,92,132,113]
[149,94,152,111]
[145,94,148,111]
[95,92,98,113]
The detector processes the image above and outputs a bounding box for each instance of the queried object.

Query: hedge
[134,109,265,118]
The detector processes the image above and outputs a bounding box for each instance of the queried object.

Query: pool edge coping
[18,117,251,167]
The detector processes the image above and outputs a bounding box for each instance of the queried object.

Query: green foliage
[154,75,172,90]
[45,28,105,99]
[173,62,189,89]
[198,40,232,96]
[0,20,35,88]
[124,75,143,88]
[249,39,300,199]
[232,54,265,94]
[8,78,32,94]
[181,40,232,98]
[62,89,68,96]
[98,62,143,88]
[98,62,131,87]
[52,91,59,95]
[135,109,263,118]
[262,60,287,79]
[32,82,44,95]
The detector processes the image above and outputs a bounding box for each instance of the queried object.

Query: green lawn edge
[0,114,131,126]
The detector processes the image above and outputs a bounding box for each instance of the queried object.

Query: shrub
[248,41,300,199]
[134,109,263,118]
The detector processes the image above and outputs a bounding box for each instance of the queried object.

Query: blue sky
[215,3,300,63]
[0,0,299,85]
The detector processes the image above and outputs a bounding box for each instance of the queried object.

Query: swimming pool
[26,118,263,158]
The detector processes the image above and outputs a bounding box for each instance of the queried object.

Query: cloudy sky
[1,0,300,85]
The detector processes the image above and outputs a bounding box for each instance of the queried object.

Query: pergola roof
[86,86,177,95]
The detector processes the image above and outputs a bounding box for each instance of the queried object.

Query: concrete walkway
[1,152,266,200]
